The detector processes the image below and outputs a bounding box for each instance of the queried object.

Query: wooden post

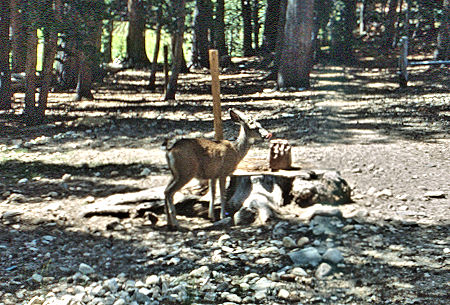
[398,36,408,88]
[209,49,223,141]
[163,45,169,93]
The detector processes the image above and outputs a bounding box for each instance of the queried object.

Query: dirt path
[0,65,449,304]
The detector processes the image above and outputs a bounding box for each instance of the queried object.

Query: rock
[1,210,22,219]
[18,178,29,184]
[290,267,308,276]
[278,288,290,299]
[254,290,267,300]
[375,189,393,198]
[424,191,446,198]
[223,292,242,303]
[78,263,95,275]
[322,248,344,264]
[145,274,161,286]
[310,215,342,235]
[252,277,273,291]
[189,266,210,277]
[27,296,45,305]
[282,236,297,248]
[297,236,310,247]
[315,262,333,279]
[288,247,322,267]
[32,273,43,283]
[104,278,119,293]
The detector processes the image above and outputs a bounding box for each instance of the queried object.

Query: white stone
[278,288,290,299]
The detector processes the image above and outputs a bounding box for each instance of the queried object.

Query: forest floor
[0,60,449,305]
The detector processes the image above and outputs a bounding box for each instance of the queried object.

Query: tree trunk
[277,0,315,89]
[75,51,94,101]
[191,0,213,68]
[252,0,260,52]
[38,0,62,117]
[214,0,228,58]
[261,0,281,54]
[329,0,357,64]
[0,0,12,110]
[103,19,113,63]
[23,28,39,124]
[126,0,150,68]
[242,0,254,56]
[165,0,186,101]
[148,8,163,90]
[435,0,449,60]
[10,0,27,73]
[383,0,400,49]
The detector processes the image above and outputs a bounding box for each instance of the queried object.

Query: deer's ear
[229,109,240,122]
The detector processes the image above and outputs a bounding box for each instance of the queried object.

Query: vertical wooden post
[209,49,223,141]
[163,45,169,93]
[398,36,408,88]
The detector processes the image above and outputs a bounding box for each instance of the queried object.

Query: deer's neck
[233,125,253,161]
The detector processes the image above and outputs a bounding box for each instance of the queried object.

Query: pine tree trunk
[252,0,260,53]
[435,0,449,60]
[329,0,356,63]
[214,0,228,58]
[191,0,212,68]
[0,0,12,110]
[10,0,27,73]
[383,0,400,49]
[277,0,314,90]
[241,0,253,56]
[126,0,150,68]
[165,0,186,101]
[148,8,163,90]
[37,0,62,117]
[23,28,39,124]
[261,0,281,54]
[75,51,94,101]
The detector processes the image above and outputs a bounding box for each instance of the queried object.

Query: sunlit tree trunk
[165,0,186,101]
[277,0,315,90]
[126,0,150,68]
[242,0,253,56]
[191,0,212,68]
[0,0,12,110]
[435,0,449,60]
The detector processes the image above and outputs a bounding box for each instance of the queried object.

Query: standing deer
[163,109,272,228]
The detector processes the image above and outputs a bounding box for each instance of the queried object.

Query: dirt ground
[0,62,449,304]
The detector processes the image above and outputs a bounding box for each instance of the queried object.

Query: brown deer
[162,109,272,228]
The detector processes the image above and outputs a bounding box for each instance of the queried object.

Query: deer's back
[167,138,240,179]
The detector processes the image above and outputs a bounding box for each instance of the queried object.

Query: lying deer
[162,109,272,228]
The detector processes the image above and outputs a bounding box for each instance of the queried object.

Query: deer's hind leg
[164,156,194,228]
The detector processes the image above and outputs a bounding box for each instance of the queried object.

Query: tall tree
[191,0,213,68]
[0,0,12,110]
[214,0,228,58]
[126,0,151,67]
[383,0,400,49]
[329,0,357,63]
[242,0,254,56]
[435,0,449,60]
[277,0,315,89]
[10,0,28,73]
[261,0,281,54]
[165,0,186,100]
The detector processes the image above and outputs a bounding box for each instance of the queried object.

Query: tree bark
[252,0,260,52]
[74,51,94,101]
[148,8,162,90]
[0,0,12,110]
[242,0,254,56]
[435,0,449,60]
[277,0,315,89]
[191,0,212,68]
[126,0,150,68]
[329,0,357,63]
[165,0,186,101]
[383,0,400,49]
[214,0,228,58]
[261,0,281,54]
[10,0,27,73]
[23,28,39,124]
[38,0,62,117]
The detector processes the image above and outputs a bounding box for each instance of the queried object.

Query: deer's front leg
[208,179,217,220]
[219,177,227,219]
